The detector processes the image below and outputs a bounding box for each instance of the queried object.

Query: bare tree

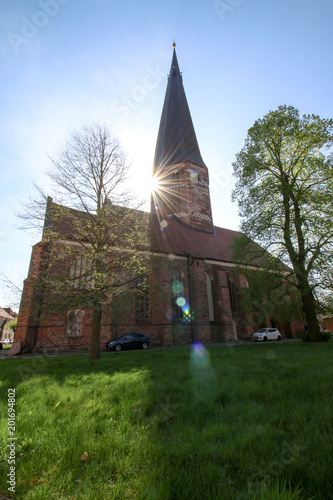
[18,123,149,359]
[0,273,22,310]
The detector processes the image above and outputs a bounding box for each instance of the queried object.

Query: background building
[0,307,16,343]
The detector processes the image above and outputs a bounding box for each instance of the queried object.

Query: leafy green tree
[234,267,303,333]
[232,105,333,341]
[18,123,149,359]
[7,318,17,335]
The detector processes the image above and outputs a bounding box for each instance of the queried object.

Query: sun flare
[150,175,160,194]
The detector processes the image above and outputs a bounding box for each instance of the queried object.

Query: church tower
[151,44,214,234]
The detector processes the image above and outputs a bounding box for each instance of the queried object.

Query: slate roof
[153,47,207,172]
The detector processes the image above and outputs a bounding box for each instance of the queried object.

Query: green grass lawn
[1,342,333,499]
[1,344,12,350]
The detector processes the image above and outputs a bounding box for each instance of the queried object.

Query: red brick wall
[16,240,303,352]
[15,243,49,352]
[154,162,214,234]
[323,318,333,332]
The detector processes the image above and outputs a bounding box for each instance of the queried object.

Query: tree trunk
[300,288,322,342]
[90,303,102,359]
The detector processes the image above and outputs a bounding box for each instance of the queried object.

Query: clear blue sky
[1,0,332,309]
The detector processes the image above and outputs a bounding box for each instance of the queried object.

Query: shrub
[301,330,332,342]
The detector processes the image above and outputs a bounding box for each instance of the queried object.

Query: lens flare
[190,342,218,402]
[176,297,186,307]
[150,175,160,193]
[172,280,183,294]
[182,300,190,315]
[191,342,210,367]
[165,309,174,320]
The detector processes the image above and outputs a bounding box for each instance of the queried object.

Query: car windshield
[257,329,267,333]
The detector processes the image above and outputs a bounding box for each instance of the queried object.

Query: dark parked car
[105,333,149,351]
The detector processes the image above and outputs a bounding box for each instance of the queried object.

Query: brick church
[15,45,303,352]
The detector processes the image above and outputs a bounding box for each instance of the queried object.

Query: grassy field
[1,341,333,499]
[1,344,12,350]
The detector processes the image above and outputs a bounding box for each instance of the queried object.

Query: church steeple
[151,45,214,234]
[153,45,207,172]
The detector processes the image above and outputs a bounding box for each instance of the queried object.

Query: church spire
[153,45,207,172]
[151,45,214,234]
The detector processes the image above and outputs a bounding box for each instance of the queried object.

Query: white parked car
[252,328,282,342]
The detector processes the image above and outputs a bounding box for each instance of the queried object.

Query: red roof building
[0,307,15,343]
[15,46,303,353]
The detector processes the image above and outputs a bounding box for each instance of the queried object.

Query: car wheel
[142,342,148,350]
[263,336,267,341]
[277,335,282,341]
[115,344,122,351]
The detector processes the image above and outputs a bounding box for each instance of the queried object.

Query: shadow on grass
[1,342,333,499]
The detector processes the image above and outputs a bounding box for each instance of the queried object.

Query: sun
[150,175,160,194]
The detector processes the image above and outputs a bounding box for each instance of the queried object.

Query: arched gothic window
[69,257,93,289]
[206,272,215,321]
[136,275,150,320]
[227,277,236,313]
[67,310,83,336]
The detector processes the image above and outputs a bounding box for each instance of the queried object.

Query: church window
[69,257,94,289]
[67,310,83,336]
[172,172,180,182]
[206,272,215,321]
[136,275,150,320]
[189,169,202,183]
[228,277,236,313]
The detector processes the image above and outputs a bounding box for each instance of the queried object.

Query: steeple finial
[172,40,176,47]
